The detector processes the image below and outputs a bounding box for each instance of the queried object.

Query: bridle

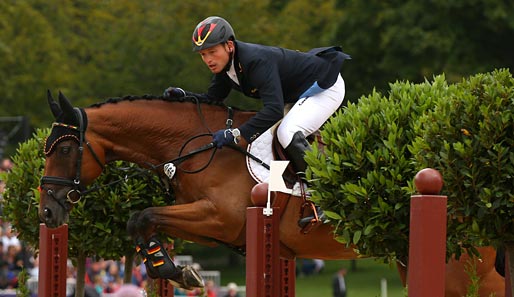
[40,107,104,210]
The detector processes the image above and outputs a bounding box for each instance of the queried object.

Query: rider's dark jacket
[191,41,350,142]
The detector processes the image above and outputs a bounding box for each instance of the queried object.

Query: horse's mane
[88,94,226,108]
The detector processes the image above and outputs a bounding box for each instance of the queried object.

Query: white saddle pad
[246,129,274,183]
[246,128,303,196]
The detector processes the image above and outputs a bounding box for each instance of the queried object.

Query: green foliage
[1,129,46,247]
[16,269,30,297]
[0,0,342,125]
[464,258,480,297]
[2,128,172,260]
[3,0,513,130]
[305,75,447,262]
[334,0,514,102]
[309,69,514,263]
[411,69,514,255]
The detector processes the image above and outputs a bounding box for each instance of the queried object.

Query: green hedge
[307,69,514,262]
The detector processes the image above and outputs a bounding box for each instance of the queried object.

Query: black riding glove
[163,87,186,99]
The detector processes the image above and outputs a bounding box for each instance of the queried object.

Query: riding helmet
[192,16,235,52]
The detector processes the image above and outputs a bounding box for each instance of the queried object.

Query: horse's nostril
[44,208,52,220]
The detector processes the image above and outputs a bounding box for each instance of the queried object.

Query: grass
[184,244,405,297]
[216,257,405,297]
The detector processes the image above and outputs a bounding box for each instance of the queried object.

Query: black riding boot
[285,131,310,174]
[285,131,327,228]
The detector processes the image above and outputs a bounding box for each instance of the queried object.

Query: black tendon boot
[285,131,327,229]
[135,237,204,290]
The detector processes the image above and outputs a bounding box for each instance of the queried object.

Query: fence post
[280,258,296,297]
[38,223,68,297]
[408,168,447,297]
[246,183,281,297]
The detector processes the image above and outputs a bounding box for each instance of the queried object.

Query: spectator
[29,255,39,278]
[0,158,13,172]
[224,282,240,297]
[103,261,122,293]
[0,245,8,289]
[1,224,20,253]
[300,259,316,276]
[131,262,148,287]
[112,284,144,297]
[205,279,218,297]
[313,259,325,274]
[93,274,104,295]
[332,267,347,297]
[5,244,23,288]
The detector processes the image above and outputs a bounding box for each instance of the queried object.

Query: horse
[39,91,505,295]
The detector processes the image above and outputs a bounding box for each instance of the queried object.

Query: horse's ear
[58,91,76,124]
[47,90,62,119]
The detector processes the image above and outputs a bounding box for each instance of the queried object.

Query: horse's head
[39,91,105,228]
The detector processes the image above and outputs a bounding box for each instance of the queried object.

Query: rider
[164,16,350,228]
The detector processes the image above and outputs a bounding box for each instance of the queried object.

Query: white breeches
[277,74,346,148]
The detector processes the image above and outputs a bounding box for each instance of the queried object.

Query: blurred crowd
[0,158,33,290]
[83,257,149,296]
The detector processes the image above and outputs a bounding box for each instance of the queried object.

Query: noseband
[40,107,104,210]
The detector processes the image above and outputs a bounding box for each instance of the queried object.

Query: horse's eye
[60,146,71,155]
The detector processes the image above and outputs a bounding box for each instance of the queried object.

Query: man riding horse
[164,16,351,228]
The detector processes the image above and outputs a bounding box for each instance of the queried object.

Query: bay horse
[39,92,504,295]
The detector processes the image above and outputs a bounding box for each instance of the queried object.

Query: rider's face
[198,42,233,74]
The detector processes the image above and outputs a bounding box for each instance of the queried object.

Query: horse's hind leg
[126,211,204,290]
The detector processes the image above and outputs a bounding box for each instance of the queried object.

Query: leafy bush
[411,69,514,255]
[305,75,448,263]
[307,69,514,264]
[1,128,46,247]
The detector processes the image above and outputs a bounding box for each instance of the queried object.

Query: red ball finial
[414,168,444,195]
[251,183,269,206]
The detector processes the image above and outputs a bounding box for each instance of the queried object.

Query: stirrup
[135,237,204,289]
[298,202,327,234]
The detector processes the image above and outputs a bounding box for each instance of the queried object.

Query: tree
[333,0,514,102]
[0,1,70,127]
[1,128,172,296]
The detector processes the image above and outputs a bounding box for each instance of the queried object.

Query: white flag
[268,160,293,194]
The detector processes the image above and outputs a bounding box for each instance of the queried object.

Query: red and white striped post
[408,168,447,297]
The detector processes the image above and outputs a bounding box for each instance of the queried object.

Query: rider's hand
[163,87,186,99]
[212,128,240,148]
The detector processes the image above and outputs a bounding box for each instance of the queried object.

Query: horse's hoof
[167,265,204,290]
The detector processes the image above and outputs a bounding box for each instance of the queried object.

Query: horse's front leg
[126,199,243,290]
